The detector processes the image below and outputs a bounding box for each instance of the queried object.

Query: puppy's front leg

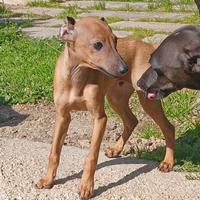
[80,107,107,200]
[36,103,71,189]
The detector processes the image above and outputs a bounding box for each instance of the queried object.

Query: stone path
[110,21,188,32]
[1,138,200,200]
[11,7,64,17]
[2,1,198,41]
[79,10,190,20]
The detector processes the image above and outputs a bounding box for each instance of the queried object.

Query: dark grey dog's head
[137,25,200,100]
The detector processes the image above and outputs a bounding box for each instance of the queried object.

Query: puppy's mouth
[97,66,118,78]
[89,62,118,78]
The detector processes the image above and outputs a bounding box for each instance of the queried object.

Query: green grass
[28,0,61,8]
[103,0,153,2]
[89,1,106,10]
[0,23,63,104]
[100,0,195,13]
[57,4,79,19]
[136,123,200,172]
[179,0,194,5]
[137,12,200,24]
[131,89,200,172]
[138,122,163,139]
[106,16,126,24]
[0,4,12,17]
[148,0,173,12]
[114,27,166,39]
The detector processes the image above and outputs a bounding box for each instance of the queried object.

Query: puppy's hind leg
[36,99,71,189]
[137,91,175,172]
[105,81,138,158]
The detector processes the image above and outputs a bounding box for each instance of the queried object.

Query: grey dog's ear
[179,50,200,73]
[187,56,200,73]
[59,16,77,41]
[182,45,200,73]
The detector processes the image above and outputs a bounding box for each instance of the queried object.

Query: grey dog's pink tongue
[147,92,156,100]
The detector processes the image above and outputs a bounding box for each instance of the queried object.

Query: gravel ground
[0,102,165,155]
[1,138,200,200]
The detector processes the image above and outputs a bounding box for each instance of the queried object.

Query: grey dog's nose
[119,66,128,74]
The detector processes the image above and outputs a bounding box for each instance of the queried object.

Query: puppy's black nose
[119,66,128,74]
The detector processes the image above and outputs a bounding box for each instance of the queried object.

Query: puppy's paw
[36,177,53,189]
[158,161,173,172]
[105,147,122,158]
[79,178,94,200]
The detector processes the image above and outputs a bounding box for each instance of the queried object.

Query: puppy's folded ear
[59,16,78,42]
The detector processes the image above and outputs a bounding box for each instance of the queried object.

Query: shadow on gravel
[0,97,28,127]
[54,157,157,197]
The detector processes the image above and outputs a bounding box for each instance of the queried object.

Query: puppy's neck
[61,43,81,79]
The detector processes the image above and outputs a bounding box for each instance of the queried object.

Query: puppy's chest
[68,68,101,110]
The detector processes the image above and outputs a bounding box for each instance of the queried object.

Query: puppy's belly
[69,97,87,111]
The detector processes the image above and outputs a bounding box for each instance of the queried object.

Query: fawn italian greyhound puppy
[36,17,175,200]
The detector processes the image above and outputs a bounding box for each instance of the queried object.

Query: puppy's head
[137,25,200,100]
[59,16,128,78]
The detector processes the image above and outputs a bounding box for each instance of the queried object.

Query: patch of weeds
[110,6,139,12]
[162,90,199,135]
[0,4,12,17]
[89,1,106,10]
[105,98,120,120]
[104,0,153,2]
[137,12,200,24]
[185,174,200,180]
[0,24,64,104]
[179,0,194,5]
[138,122,163,139]
[148,0,173,12]
[57,4,78,19]
[1,20,33,29]
[106,16,125,24]
[136,123,200,172]
[28,0,61,8]
[114,27,165,39]
[0,22,31,44]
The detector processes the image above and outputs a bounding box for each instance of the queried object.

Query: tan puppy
[36,17,175,200]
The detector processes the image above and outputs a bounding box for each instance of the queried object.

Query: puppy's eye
[93,42,103,51]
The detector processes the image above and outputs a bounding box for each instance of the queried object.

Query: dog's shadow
[0,97,28,127]
[54,157,157,197]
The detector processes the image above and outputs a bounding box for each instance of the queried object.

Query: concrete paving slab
[32,18,63,27]
[22,26,59,38]
[110,21,189,32]
[79,10,190,21]
[61,1,149,10]
[11,7,64,17]
[22,26,132,38]
[142,34,168,44]
[0,138,200,200]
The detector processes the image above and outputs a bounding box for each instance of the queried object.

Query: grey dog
[137,25,200,100]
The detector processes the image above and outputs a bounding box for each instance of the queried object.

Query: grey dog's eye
[93,42,103,50]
